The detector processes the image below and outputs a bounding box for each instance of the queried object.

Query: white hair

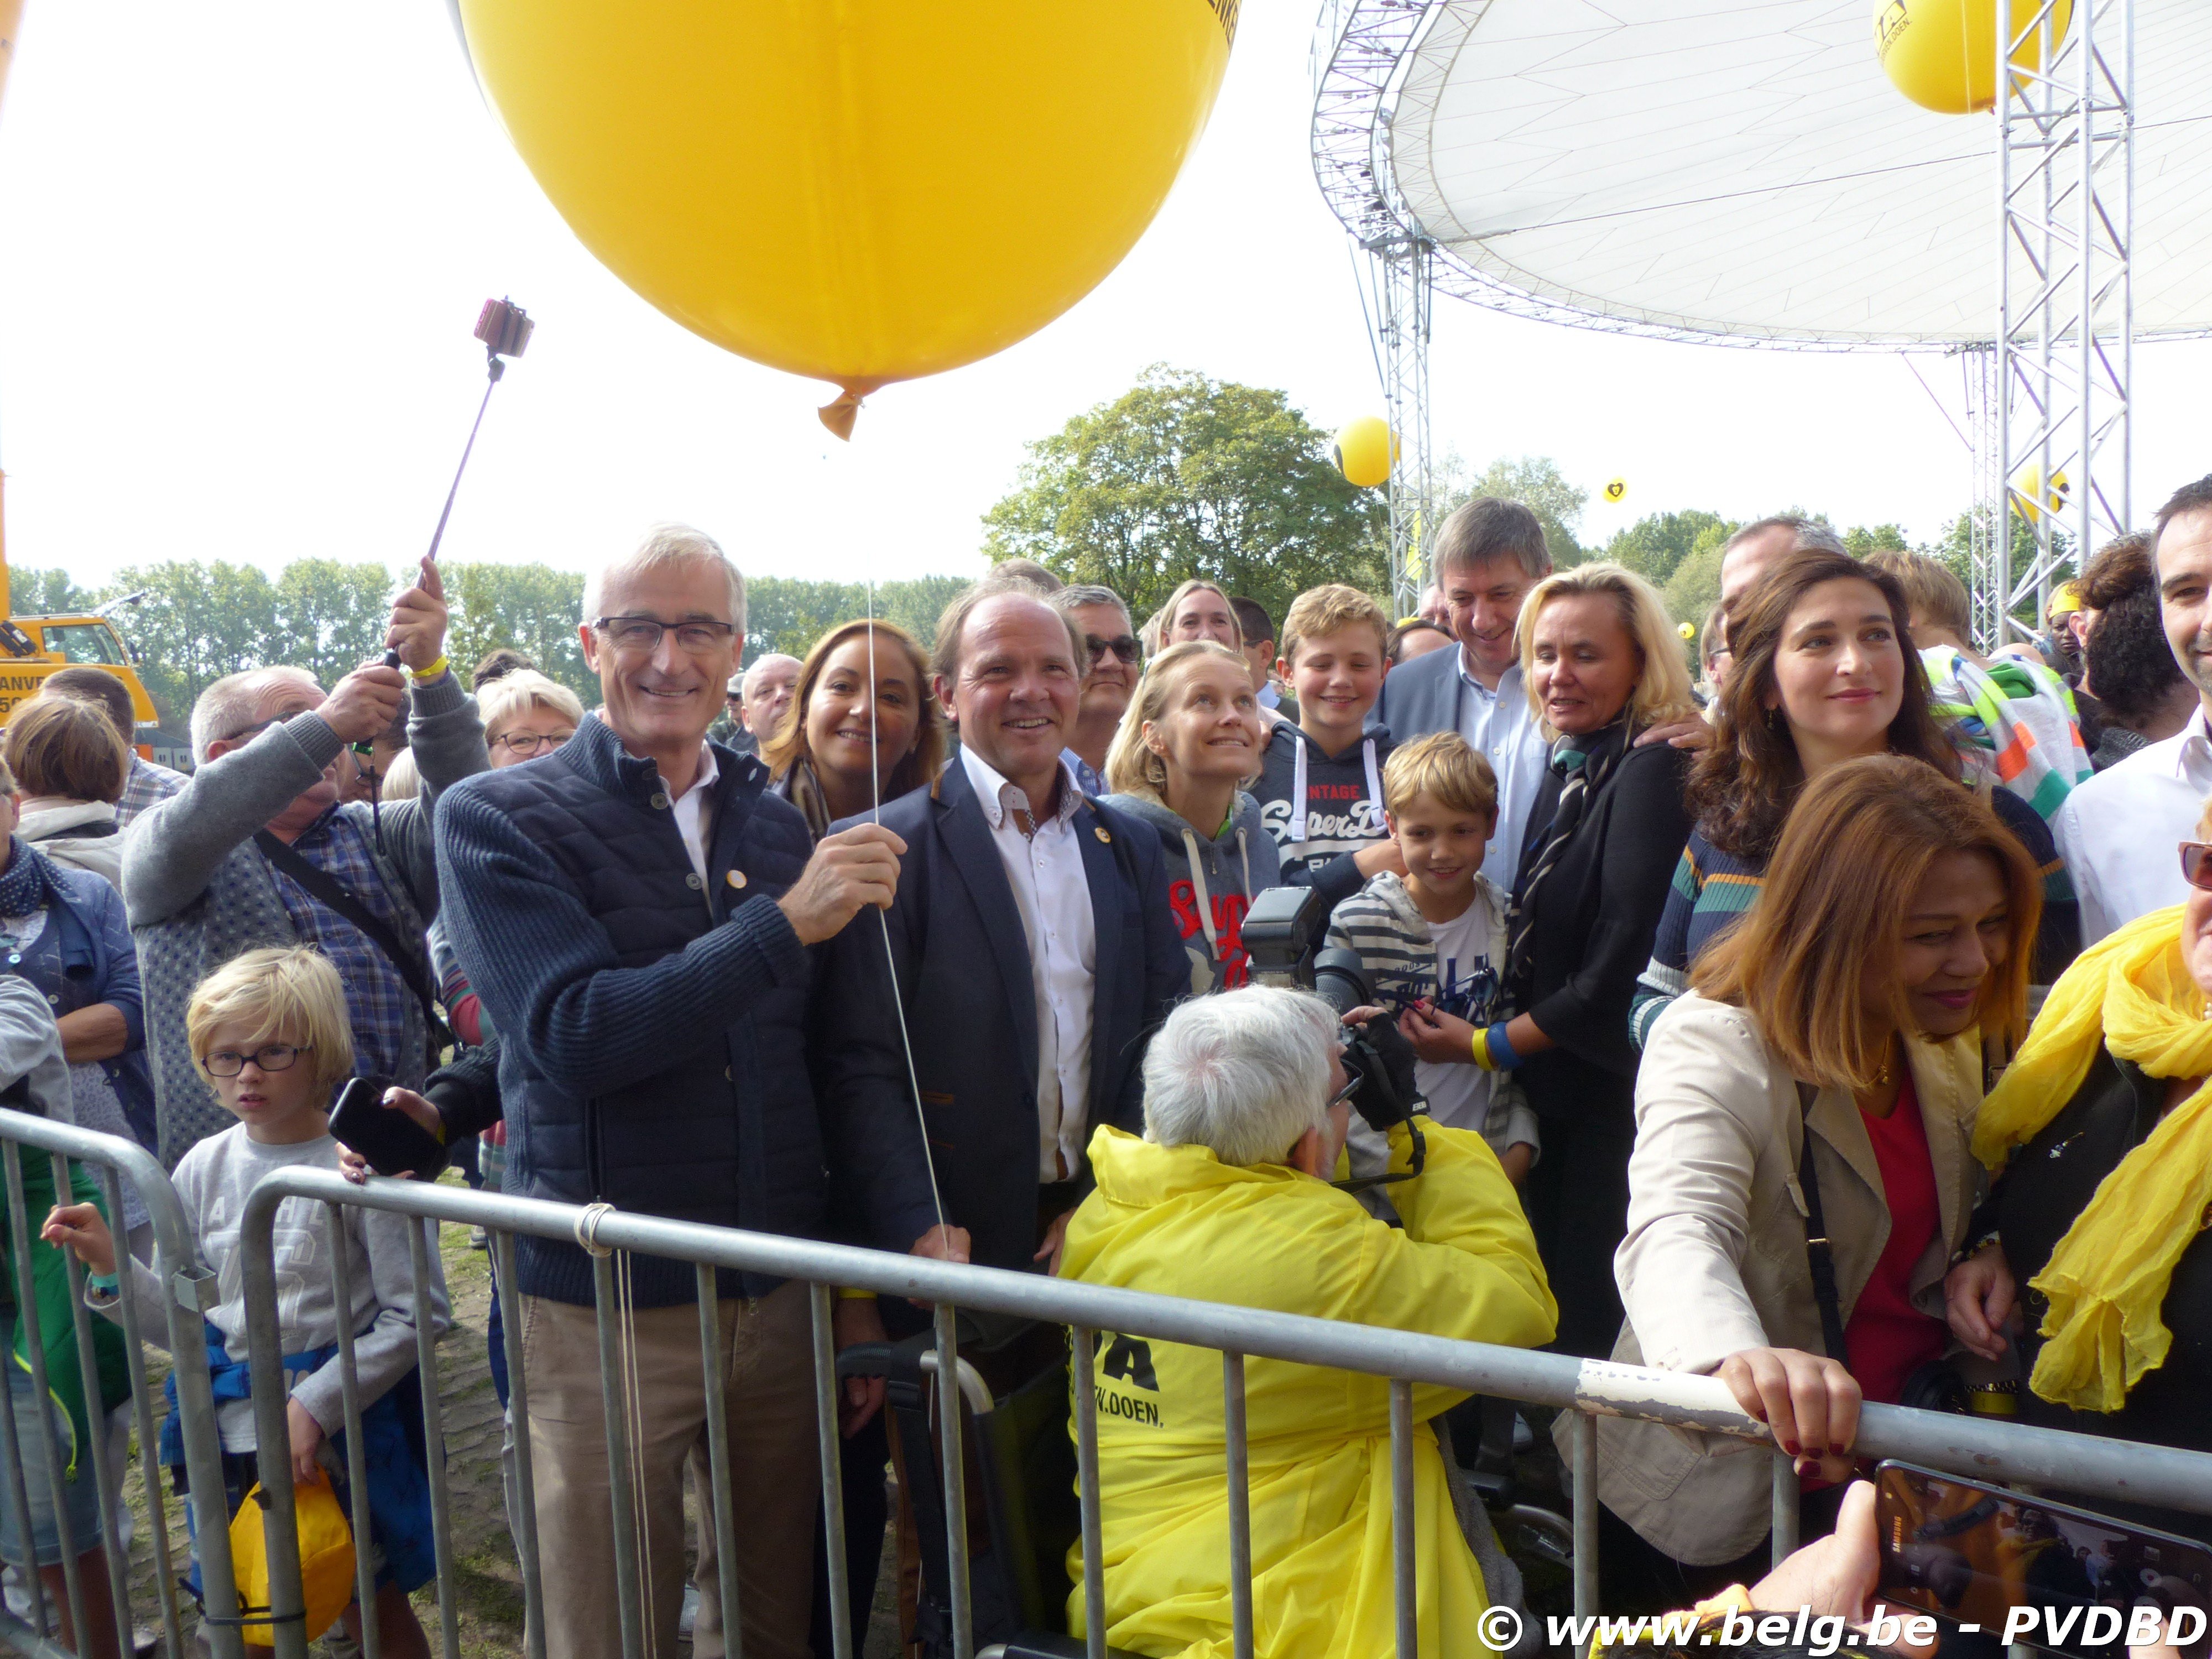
[740,654,802,698]
[1141,987,1337,1167]
[477,669,585,740]
[190,666,319,764]
[582,523,747,632]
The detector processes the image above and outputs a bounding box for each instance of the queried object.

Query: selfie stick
[383,298,535,670]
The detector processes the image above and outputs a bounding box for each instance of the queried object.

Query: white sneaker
[679,1583,700,1640]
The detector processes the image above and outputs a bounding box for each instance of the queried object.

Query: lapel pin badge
[727,869,747,889]
[1094,826,1111,843]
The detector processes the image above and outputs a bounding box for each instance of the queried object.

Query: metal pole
[404,1217,460,1658]
[1770,1448,1800,1567]
[1071,1328,1107,1659]
[1388,1379,1417,1659]
[1568,1411,1598,1632]
[489,1229,546,1659]
[327,1207,381,1659]
[51,1155,129,1658]
[100,1164,184,1659]
[807,1284,848,1659]
[1223,1354,1254,1659]
[3,1141,91,1650]
[238,1180,312,1659]
[591,1251,646,1659]
[933,1303,973,1659]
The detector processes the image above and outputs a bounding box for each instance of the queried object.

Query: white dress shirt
[957,745,1098,1182]
[1455,655,1547,891]
[664,742,720,889]
[2051,705,2212,943]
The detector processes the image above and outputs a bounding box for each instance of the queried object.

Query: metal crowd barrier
[0,1108,239,1659]
[224,1165,2212,1659]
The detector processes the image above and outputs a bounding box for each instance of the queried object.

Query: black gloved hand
[1345,1014,1421,1134]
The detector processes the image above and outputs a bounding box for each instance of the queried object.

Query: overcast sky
[1,3,2204,595]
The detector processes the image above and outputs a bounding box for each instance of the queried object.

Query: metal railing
[0,1108,239,1659]
[228,1165,2212,1659]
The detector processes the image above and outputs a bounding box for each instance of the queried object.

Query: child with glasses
[43,947,444,1657]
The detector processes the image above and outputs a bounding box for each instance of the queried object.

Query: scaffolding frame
[1987,0,2135,644]
[1311,0,1439,617]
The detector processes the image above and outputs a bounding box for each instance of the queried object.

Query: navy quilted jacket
[434,715,830,1306]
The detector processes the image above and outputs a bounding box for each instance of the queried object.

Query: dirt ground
[88,1183,902,1659]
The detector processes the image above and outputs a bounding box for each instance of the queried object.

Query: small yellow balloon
[1603,477,1627,503]
[1677,621,1697,641]
[457,1,1235,433]
[1333,418,1397,489]
[1875,0,2073,116]
[2012,464,2070,525]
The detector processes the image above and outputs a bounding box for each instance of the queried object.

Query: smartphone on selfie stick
[382,297,534,671]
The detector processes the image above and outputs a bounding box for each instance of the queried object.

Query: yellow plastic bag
[227,1471,357,1647]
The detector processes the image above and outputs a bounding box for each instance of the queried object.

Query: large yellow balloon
[1875,0,2073,116]
[457,2,1235,433]
[1333,417,1397,489]
[2013,463,2070,525]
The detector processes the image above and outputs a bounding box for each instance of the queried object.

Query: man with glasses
[122,555,482,1166]
[1048,584,1141,797]
[433,523,956,1659]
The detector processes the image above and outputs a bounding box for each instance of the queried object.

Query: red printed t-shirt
[1841,1075,1949,1406]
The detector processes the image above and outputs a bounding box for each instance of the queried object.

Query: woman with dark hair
[760,619,947,839]
[1598,754,2040,1586]
[1945,796,2212,1543]
[1630,550,2077,1050]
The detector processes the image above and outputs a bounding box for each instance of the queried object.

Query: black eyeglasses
[593,615,739,656]
[1085,634,1141,665]
[2182,842,2212,893]
[204,1044,309,1078]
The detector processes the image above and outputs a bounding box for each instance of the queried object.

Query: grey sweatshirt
[121,672,487,1164]
[1100,791,1282,994]
[105,1124,450,1451]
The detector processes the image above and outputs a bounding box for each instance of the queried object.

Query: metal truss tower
[1986,0,2133,644]
[1312,0,1439,618]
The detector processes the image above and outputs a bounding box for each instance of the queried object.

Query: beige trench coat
[1586,993,1983,1564]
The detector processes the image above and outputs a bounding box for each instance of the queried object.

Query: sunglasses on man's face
[1084,634,1141,666]
[2182,842,2212,892]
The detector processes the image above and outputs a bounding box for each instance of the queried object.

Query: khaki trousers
[518,1281,819,1659]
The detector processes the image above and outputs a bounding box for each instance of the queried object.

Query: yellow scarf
[1972,905,2212,1414]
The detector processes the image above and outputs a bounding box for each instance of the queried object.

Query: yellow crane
[0,0,161,744]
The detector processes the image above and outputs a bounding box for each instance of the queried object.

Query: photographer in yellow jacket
[1063,985,1558,1658]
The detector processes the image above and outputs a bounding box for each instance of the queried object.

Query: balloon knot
[818,387,867,441]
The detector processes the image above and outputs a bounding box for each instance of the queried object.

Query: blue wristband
[1485,1021,1522,1071]
[86,1270,118,1295]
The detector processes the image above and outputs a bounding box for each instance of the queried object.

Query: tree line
[11,562,974,731]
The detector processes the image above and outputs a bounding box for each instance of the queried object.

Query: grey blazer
[1371,636,1462,739]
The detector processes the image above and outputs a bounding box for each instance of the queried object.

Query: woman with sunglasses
[759,620,947,839]
[1945,811,2212,1542]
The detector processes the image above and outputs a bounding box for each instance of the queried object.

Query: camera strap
[1793,1081,1852,1365]
[254,831,451,1061]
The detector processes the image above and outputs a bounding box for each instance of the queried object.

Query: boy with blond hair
[1324,732,1537,1182]
[1255,583,1402,908]
[46,947,444,1658]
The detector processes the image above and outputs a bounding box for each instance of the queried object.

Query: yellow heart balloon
[458,1,1237,433]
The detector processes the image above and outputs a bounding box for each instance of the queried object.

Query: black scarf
[1505,718,1631,1000]
[0,837,53,922]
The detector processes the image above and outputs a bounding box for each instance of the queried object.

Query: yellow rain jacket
[1063,1120,1557,1658]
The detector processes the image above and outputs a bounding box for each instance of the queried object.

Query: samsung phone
[1875,1460,2212,1658]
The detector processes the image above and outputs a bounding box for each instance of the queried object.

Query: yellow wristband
[1470,1026,1493,1070]
[836,1286,877,1301]
[409,654,450,682]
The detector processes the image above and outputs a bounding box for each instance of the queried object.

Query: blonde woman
[1498,561,1700,1358]
[1102,641,1280,992]
[1158,578,1242,651]
[760,620,947,840]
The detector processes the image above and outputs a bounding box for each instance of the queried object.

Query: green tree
[982,365,1386,625]
[443,562,593,702]
[4,567,100,615]
[1600,510,1735,586]
[742,575,974,664]
[1658,521,1739,627]
[104,560,281,726]
[1433,455,1589,568]
[272,560,395,691]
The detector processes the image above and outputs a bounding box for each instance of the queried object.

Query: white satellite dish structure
[1313,0,2212,638]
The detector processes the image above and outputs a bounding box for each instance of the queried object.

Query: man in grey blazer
[1374,498,1556,890]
